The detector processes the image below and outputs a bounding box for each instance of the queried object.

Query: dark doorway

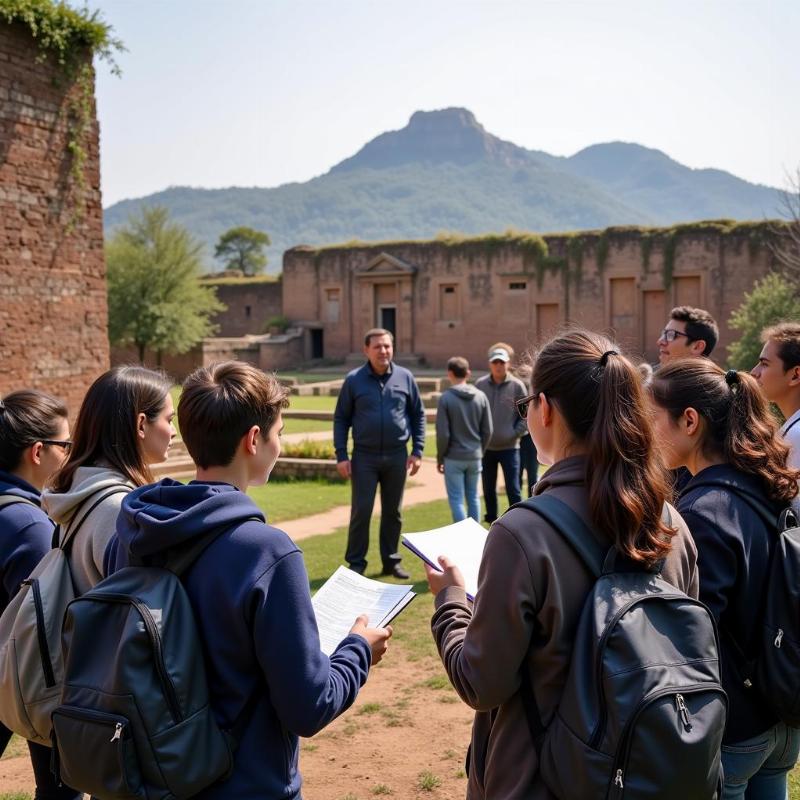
[311,328,324,359]
[379,306,396,340]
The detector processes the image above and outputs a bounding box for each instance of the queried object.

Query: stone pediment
[356,253,417,276]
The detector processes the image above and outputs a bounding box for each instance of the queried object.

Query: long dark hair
[532,330,674,567]
[0,390,68,472]
[50,366,171,492]
[650,359,800,505]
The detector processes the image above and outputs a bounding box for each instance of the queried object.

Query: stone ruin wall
[282,227,776,368]
[0,23,108,414]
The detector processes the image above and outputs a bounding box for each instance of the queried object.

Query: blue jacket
[104,479,372,799]
[333,362,426,462]
[678,464,780,743]
[0,470,53,614]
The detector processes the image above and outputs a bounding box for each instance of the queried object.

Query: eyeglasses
[659,329,693,343]
[515,393,539,420]
[42,440,72,454]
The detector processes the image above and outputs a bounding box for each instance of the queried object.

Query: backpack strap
[0,494,38,511]
[56,484,132,554]
[513,494,606,578]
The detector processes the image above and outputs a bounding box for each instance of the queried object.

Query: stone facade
[0,23,108,412]
[202,276,282,337]
[282,224,778,367]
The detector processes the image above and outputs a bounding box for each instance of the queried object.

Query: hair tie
[599,350,619,367]
[725,369,740,387]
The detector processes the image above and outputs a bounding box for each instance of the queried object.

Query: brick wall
[282,226,779,368]
[0,23,108,414]
[203,278,282,337]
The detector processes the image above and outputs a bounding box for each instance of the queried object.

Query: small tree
[214,226,270,275]
[107,206,224,363]
[727,272,800,369]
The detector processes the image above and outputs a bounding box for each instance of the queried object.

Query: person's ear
[30,442,44,466]
[538,393,553,427]
[683,408,702,437]
[136,412,147,440]
[243,425,260,456]
[788,366,800,388]
[690,339,707,357]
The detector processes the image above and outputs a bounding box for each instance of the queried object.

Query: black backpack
[515,495,726,799]
[689,478,800,728]
[51,517,260,799]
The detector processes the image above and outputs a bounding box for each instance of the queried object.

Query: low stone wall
[270,457,343,481]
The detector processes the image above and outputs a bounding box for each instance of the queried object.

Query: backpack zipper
[588,592,690,748]
[609,684,723,796]
[22,578,56,688]
[79,591,183,723]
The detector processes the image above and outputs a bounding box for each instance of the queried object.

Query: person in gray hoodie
[436,357,493,522]
[43,366,175,594]
[474,343,528,522]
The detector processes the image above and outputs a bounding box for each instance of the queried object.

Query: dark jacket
[104,479,372,799]
[431,456,699,799]
[0,470,53,614]
[333,362,426,462]
[436,383,493,464]
[677,464,780,743]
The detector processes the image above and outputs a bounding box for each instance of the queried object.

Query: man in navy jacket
[334,328,426,578]
[105,361,391,799]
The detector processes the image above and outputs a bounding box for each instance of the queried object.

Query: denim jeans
[443,458,481,522]
[519,434,539,498]
[481,448,521,523]
[721,722,800,799]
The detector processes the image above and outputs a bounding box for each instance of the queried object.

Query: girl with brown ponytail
[650,359,800,799]
[425,330,699,799]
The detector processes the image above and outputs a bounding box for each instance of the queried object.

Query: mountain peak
[330,107,530,173]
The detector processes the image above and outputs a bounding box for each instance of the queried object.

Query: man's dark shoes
[381,564,410,580]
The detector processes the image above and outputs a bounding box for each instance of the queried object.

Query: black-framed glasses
[41,440,72,454]
[515,393,539,420]
[659,329,693,343]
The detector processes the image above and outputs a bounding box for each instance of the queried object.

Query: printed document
[402,518,488,600]
[312,566,415,656]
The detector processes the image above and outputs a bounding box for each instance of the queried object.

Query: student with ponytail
[650,360,800,799]
[0,391,80,800]
[42,366,175,594]
[426,330,699,799]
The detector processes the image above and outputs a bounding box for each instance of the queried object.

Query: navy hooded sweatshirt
[104,479,372,799]
[0,470,53,614]
[677,464,780,743]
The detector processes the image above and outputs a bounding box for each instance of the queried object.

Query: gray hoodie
[474,373,528,451]
[436,383,493,464]
[42,467,134,595]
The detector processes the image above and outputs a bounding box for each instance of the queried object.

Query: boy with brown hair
[105,361,391,799]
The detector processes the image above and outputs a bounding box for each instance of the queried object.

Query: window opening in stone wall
[439,284,460,321]
[325,288,340,323]
[245,305,251,318]
[509,281,527,291]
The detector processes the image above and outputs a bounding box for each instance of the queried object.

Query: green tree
[727,272,800,369]
[107,206,224,364]
[214,226,270,275]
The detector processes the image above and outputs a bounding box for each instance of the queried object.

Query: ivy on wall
[0,0,123,222]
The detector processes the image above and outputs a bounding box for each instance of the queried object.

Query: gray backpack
[0,485,129,744]
[516,495,726,799]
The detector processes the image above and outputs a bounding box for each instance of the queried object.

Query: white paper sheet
[401,518,489,600]
[312,566,415,656]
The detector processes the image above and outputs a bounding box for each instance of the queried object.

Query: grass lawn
[288,395,338,412]
[250,479,351,524]
[281,417,332,435]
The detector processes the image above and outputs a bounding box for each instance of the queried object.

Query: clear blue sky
[93,0,799,207]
